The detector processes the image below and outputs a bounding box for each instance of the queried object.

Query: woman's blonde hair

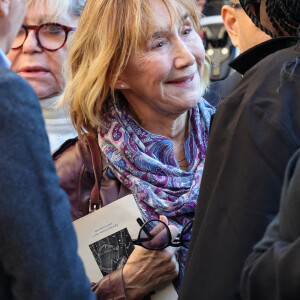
[61,0,210,137]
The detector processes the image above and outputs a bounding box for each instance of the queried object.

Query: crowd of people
[0,0,300,299]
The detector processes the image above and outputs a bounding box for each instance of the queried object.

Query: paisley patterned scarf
[98,95,215,289]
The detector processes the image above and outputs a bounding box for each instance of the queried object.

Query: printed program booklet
[73,194,177,299]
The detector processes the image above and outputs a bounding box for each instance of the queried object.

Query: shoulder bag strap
[84,133,102,212]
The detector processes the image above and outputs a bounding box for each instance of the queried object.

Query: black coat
[179,37,300,300]
[241,148,300,300]
[204,71,242,107]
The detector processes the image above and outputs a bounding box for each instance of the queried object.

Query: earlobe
[115,79,126,90]
[115,77,131,90]
[221,5,239,47]
[0,0,10,17]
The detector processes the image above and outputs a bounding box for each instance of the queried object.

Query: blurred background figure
[200,0,237,86]
[203,0,271,105]
[7,0,83,152]
[195,0,206,13]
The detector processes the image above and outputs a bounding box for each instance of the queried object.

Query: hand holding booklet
[73,194,177,299]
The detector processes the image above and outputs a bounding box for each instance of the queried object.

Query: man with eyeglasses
[0,0,96,299]
[180,0,300,299]
[204,0,271,105]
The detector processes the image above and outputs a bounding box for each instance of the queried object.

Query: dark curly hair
[240,0,300,38]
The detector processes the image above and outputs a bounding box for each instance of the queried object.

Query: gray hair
[27,0,86,19]
[70,0,86,16]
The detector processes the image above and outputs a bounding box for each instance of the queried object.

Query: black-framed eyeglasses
[132,218,193,250]
[226,0,242,8]
[11,23,76,51]
[240,0,261,21]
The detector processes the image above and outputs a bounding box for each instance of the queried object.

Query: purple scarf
[98,95,215,288]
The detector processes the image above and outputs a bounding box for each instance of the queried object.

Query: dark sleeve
[240,149,300,300]
[179,48,300,300]
[0,69,95,300]
[241,218,300,300]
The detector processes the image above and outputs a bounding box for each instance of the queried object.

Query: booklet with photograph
[73,194,177,300]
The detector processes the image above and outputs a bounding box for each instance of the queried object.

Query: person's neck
[128,103,190,170]
[129,105,188,140]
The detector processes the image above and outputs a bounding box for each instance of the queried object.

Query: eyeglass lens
[181,221,193,248]
[137,219,193,250]
[12,24,67,50]
[139,220,170,250]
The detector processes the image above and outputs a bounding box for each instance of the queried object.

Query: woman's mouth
[166,74,195,88]
[18,66,49,78]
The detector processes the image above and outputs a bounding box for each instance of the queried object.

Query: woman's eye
[183,27,192,35]
[156,41,164,48]
[44,25,64,35]
[151,40,166,49]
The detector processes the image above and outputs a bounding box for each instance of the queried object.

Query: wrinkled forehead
[138,0,199,47]
[26,0,70,23]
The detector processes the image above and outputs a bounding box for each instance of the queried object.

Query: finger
[159,215,168,224]
[144,227,170,249]
[150,223,178,249]
[165,225,180,255]
[169,224,179,240]
[149,221,166,236]
[158,216,179,241]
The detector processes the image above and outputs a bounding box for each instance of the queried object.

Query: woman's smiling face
[119,0,206,118]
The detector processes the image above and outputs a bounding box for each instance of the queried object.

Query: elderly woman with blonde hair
[55,0,215,298]
[7,0,85,151]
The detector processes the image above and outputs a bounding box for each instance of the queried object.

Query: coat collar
[229,36,298,75]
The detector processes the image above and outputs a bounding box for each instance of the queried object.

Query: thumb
[169,224,179,241]
[163,217,180,254]
[159,215,168,224]
[159,215,179,240]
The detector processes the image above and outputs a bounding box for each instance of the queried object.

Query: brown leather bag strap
[84,133,102,212]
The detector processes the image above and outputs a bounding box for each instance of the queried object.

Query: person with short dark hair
[179,0,300,299]
[204,0,271,105]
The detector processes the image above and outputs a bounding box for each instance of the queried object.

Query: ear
[0,0,10,18]
[115,76,132,90]
[221,5,239,48]
[115,78,126,90]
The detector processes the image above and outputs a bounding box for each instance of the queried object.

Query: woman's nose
[22,30,43,53]
[173,40,195,69]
